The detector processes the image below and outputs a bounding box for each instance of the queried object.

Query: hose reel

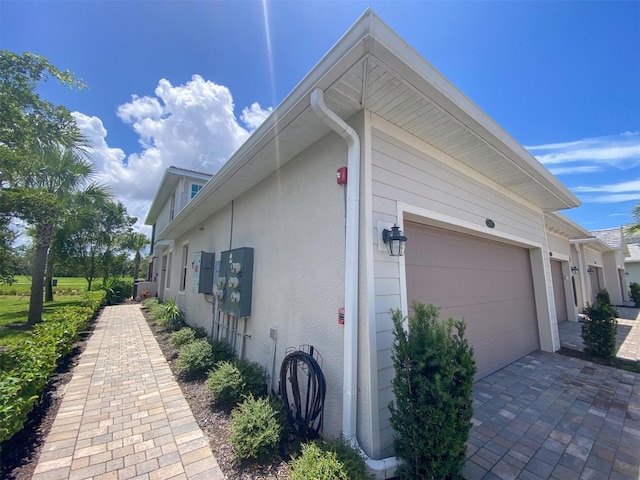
[279,345,326,441]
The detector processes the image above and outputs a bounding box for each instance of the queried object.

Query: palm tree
[11,145,107,325]
[626,205,640,237]
[122,232,150,280]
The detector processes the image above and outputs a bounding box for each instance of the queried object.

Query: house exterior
[544,213,628,325]
[625,243,640,285]
[145,10,593,477]
[145,166,211,299]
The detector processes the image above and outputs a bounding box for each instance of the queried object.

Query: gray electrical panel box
[216,247,254,317]
[192,251,215,294]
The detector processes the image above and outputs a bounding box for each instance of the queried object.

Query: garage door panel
[405,222,539,380]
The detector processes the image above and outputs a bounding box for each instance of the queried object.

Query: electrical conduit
[310,89,399,479]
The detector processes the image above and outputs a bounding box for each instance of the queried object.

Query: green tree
[3,147,107,324]
[121,232,150,280]
[389,303,476,479]
[0,51,87,324]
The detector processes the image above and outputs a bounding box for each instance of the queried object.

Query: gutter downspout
[310,88,399,479]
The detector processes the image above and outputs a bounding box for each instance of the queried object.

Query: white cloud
[74,75,271,234]
[241,102,273,131]
[547,165,601,176]
[572,179,640,193]
[526,132,640,167]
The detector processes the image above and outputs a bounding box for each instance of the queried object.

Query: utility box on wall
[192,251,215,294]
[216,247,254,317]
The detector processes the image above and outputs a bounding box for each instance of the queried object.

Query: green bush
[176,338,214,376]
[630,282,640,308]
[101,278,133,305]
[141,297,159,309]
[388,302,476,479]
[230,394,282,461]
[157,298,183,331]
[206,359,265,404]
[289,442,348,480]
[321,436,373,480]
[582,289,618,359]
[0,290,105,445]
[170,328,198,348]
[209,338,235,364]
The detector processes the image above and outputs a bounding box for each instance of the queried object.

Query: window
[190,183,203,199]
[166,252,172,289]
[180,244,189,291]
[169,191,176,220]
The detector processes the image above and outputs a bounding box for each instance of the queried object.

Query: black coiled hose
[279,348,326,441]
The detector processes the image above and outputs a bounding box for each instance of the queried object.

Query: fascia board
[366,23,580,211]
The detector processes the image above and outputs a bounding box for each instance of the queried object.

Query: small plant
[289,442,348,480]
[159,298,184,331]
[230,394,282,461]
[206,359,265,404]
[170,328,198,348]
[388,302,476,479]
[101,278,133,305]
[630,282,640,308]
[321,436,374,480]
[141,297,159,309]
[209,338,235,364]
[582,289,618,359]
[176,338,214,376]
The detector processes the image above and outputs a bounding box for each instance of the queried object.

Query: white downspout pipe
[310,88,399,479]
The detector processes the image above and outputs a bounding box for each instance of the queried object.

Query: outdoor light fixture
[382,224,407,257]
[587,267,594,274]
[571,266,579,274]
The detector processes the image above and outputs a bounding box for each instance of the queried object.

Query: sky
[1,0,639,240]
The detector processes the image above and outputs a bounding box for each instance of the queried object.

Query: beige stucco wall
[369,115,556,458]
[163,132,350,441]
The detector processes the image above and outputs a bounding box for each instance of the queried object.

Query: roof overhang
[144,167,212,225]
[159,9,580,241]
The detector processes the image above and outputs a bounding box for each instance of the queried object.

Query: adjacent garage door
[550,260,568,323]
[405,222,540,379]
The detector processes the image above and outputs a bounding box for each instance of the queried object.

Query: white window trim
[179,242,189,294]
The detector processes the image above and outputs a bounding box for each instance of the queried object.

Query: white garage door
[405,222,540,379]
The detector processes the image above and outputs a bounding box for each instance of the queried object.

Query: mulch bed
[0,304,290,480]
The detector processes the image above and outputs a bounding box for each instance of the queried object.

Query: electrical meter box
[192,251,215,294]
[216,247,254,317]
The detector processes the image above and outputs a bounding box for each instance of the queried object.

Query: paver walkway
[558,306,640,361]
[32,304,224,480]
[466,352,640,480]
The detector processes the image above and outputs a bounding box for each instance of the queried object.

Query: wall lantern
[382,224,407,257]
[587,267,594,274]
[571,266,579,274]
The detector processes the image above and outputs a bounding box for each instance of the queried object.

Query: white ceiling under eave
[159,10,579,241]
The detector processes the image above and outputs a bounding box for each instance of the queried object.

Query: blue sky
[2,1,639,236]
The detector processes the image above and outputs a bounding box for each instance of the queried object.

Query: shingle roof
[627,243,640,262]
[591,227,623,249]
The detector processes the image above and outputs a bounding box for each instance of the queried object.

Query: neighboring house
[145,166,211,298]
[625,243,640,285]
[590,227,630,305]
[145,10,588,477]
[545,213,628,323]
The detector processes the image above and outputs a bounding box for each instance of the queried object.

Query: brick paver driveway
[465,352,640,479]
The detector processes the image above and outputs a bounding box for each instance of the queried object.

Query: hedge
[0,291,106,446]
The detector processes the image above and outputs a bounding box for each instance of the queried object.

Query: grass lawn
[0,276,91,296]
[0,292,85,348]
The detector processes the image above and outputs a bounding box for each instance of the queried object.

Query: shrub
[157,298,183,331]
[141,297,159,309]
[388,302,476,479]
[176,339,214,376]
[101,278,133,305]
[206,359,265,404]
[230,394,282,460]
[170,328,198,348]
[209,338,235,364]
[582,289,618,359]
[0,290,104,445]
[321,436,373,480]
[630,282,640,308]
[289,442,348,480]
